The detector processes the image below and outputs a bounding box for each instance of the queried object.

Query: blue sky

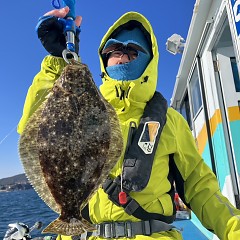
[0,0,195,179]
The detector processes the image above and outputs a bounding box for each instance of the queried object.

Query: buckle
[114,222,125,238]
[142,221,151,236]
[96,222,135,239]
[103,222,115,238]
[125,221,134,238]
[98,222,125,239]
[102,178,122,207]
[96,224,103,236]
[124,199,139,215]
[102,178,116,195]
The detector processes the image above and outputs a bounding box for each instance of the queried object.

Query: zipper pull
[125,121,137,153]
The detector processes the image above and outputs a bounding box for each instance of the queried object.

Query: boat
[170,0,240,239]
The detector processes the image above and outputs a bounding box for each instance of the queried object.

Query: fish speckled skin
[18,61,123,236]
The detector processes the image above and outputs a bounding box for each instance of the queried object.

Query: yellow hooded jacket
[18,12,240,240]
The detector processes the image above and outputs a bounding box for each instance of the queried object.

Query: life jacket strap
[102,176,176,223]
[79,220,176,239]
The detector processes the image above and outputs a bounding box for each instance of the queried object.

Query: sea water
[0,189,210,240]
[0,189,58,239]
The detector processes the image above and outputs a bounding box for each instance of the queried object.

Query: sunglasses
[102,43,147,60]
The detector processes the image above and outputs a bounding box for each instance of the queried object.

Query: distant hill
[0,173,32,191]
[0,173,27,185]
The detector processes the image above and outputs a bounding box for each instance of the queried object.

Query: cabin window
[180,93,192,129]
[230,57,240,92]
[189,66,202,118]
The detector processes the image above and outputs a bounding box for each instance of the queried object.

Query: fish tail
[42,217,95,236]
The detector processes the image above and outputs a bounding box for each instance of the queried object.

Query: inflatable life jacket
[102,91,176,223]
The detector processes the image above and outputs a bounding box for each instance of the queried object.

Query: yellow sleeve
[56,235,72,240]
[225,215,240,239]
[17,55,66,134]
[172,110,240,239]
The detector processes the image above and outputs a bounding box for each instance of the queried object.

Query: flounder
[18,61,123,236]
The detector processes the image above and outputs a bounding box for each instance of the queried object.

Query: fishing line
[0,87,49,146]
[0,125,17,145]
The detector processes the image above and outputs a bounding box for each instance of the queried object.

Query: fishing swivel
[52,0,79,63]
[60,16,79,63]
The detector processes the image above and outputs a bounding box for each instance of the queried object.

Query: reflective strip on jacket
[18,11,240,240]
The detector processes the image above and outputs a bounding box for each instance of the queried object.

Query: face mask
[106,51,150,80]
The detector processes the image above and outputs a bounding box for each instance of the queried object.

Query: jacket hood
[98,12,159,116]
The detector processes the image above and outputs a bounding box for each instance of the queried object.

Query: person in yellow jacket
[18,6,240,240]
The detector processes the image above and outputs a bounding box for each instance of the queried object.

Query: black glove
[36,16,80,57]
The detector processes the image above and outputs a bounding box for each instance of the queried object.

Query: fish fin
[81,218,96,232]
[42,217,95,236]
[18,101,61,214]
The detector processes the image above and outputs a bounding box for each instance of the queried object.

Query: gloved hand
[36,7,82,57]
